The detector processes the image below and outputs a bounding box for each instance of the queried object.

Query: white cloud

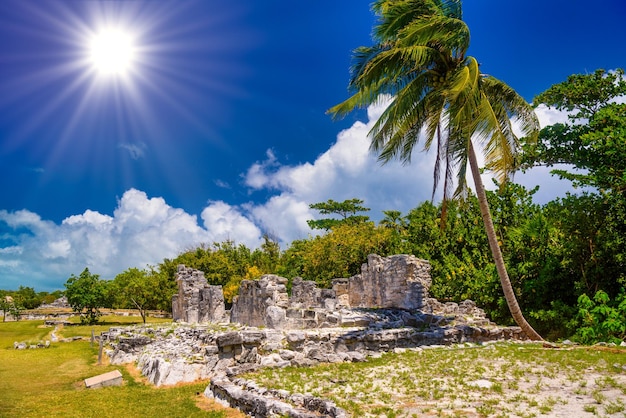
[533,103,571,127]
[243,99,439,240]
[44,240,71,259]
[0,189,219,290]
[245,195,314,244]
[200,201,263,247]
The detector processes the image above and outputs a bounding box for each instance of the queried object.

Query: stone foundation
[207,376,347,418]
[106,311,526,387]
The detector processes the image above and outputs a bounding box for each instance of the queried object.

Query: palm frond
[481,76,539,141]
[354,45,439,88]
[398,14,469,58]
[435,0,463,19]
[373,0,441,41]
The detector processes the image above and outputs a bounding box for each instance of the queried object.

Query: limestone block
[217,332,244,348]
[345,254,431,310]
[84,370,123,389]
[172,265,227,324]
[265,306,287,329]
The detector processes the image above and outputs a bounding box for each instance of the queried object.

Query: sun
[89,28,136,76]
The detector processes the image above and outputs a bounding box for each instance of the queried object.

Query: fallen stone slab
[84,370,123,389]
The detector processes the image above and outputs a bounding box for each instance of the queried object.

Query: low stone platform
[105,312,526,387]
[84,370,123,389]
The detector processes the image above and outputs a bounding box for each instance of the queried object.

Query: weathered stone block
[84,370,123,389]
[265,306,287,329]
[217,332,244,348]
[172,265,226,324]
[347,254,431,310]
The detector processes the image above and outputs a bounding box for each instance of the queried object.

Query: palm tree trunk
[468,142,543,341]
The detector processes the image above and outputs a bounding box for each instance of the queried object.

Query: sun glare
[89,28,136,76]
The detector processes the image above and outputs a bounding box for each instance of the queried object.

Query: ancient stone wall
[174,254,434,328]
[342,254,431,310]
[106,320,527,387]
[230,274,290,328]
[172,265,226,323]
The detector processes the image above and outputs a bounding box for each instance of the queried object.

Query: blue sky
[1,0,625,291]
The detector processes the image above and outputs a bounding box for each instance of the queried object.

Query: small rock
[469,379,493,389]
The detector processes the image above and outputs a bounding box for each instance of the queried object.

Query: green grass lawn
[0,318,240,418]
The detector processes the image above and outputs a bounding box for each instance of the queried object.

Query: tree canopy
[64,268,108,324]
[307,198,371,230]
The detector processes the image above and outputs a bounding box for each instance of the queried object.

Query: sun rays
[0,0,249,177]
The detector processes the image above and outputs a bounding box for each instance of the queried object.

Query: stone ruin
[107,254,526,417]
[173,254,439,329]
[172,265,226,323]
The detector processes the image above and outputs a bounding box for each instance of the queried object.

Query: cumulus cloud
[0,189,253,291]
[200,201,263,247]
[242,99,439,241]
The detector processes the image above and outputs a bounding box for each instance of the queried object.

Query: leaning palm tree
[329,0,542,340]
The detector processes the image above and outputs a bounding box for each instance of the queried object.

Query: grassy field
[0,317,243,418]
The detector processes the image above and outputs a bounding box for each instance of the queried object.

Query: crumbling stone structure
[227,254,432,329]
[172,254,431,329]
[173,254,478,330]
[172,265,226,323]
[334,254,431,310]
[230,275,290,328]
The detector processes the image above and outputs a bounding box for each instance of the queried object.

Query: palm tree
[328,0,542,340]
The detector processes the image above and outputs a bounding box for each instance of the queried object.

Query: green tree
[527,69,626,193]
[251,234,281,274]
[328,0,542,339]
[0,295,21,322]
[14,286,42,309]
[307,198,371,230]
[64,268,109,325]
[110,267,162,323]
[380,209,410,254]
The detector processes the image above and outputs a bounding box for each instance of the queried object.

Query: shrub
[571,289,626,344]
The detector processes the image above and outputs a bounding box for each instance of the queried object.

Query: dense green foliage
[572,290,626,345]
[280,222,393,288]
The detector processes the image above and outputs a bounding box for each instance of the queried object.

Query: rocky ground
[101,294,626,418]
[244,341,626,417]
